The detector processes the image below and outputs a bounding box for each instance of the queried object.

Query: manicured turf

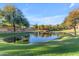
[0,35,79,56]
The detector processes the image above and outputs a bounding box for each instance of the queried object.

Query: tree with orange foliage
[64,8,79,36]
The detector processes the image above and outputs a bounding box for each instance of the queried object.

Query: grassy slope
[0,36,79,56]
[60,29,79,33]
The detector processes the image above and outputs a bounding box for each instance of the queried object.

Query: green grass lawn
[0,35,79,56]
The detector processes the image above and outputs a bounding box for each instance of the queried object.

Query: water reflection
[32,32,53,37]
[2,32,73,44]
[3,34,29,44]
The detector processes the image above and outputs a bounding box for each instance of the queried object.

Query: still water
[2,32,72,44]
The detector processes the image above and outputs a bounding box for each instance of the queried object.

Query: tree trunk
[12,22,16,42]
[73,26,76,36]
[73,20,77,36]
[13,22,16,32]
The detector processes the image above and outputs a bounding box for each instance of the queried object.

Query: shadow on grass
[2,44,79,56]
[1,43,79,56]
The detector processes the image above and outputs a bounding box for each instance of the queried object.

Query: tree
[14,8,29,28]
[33,24,38,30]
[3,5,29,32]
[21,17,30,28]
[64,8,79,36]
[3,5,17,32]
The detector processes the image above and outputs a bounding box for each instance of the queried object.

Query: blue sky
[0,3,78,25]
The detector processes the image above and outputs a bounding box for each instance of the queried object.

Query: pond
[1,32,73,44]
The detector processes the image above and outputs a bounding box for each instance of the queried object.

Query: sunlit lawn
[0,34,79,56]
[63,29,79,32]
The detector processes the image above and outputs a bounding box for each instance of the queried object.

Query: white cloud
[69,3,75,8]
[27,15,67,25]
